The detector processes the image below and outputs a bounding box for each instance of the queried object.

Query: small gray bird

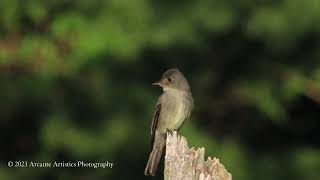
[144,68,193,176]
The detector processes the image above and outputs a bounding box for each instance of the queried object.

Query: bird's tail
[144,135,165,176]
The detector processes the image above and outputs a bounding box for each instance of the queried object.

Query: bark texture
[164,131,232,180]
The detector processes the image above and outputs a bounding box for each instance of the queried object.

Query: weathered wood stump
[164,131,232,180]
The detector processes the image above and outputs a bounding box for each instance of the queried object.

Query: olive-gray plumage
[144,68,193,176]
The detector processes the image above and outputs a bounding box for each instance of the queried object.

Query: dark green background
[1,0,320,179]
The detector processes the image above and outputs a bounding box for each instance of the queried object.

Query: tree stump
[164,131,232,180]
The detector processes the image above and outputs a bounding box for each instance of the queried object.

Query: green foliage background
[0,0,320,179]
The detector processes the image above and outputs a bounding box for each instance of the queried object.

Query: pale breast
[157,90,191,133]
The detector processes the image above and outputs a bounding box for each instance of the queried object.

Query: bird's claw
[166,128,174,135]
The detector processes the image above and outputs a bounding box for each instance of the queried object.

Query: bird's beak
[152,81,162,86]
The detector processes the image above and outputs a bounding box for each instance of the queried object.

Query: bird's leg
[166,128,174,135]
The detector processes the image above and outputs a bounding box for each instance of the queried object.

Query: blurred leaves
[0,1,20,32]
[1,0,320,180]
[247,0,320,47]
[42,114,132,157]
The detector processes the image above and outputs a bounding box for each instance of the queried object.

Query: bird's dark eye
[167,77,173,82]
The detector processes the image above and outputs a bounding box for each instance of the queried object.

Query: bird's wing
[151,103,161,137]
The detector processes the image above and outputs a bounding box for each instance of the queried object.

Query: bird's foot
[166,128,174,135]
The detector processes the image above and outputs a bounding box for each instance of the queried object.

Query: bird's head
[152,68,190,91]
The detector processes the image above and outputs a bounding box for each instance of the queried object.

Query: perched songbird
[144,68,194,176]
